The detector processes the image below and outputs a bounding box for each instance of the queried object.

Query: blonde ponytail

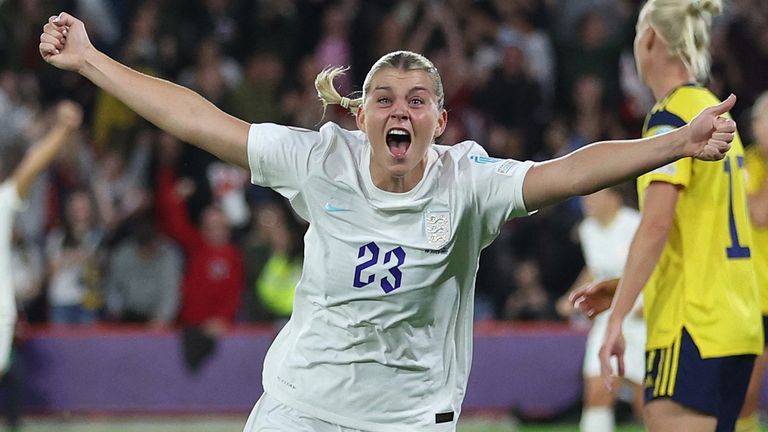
[314,66,362,117]
[642,0,723,83]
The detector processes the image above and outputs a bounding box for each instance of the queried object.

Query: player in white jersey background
[0,101,82,374]
[558,186,644,432]
[40,11,738,432]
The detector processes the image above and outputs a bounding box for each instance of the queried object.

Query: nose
[391,101,409,121]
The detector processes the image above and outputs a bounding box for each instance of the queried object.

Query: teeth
[388,129,409,136]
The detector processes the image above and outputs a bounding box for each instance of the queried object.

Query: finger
[39,42,60,58]
[706,93,736,117]
[713,116,736,133]
[617,353,625,377]
[711,132,735,143]
[568,290,582,303]
[43,22,66,41]
[40,33,64,50]
[599,351,613,391]
[710,140,731,154]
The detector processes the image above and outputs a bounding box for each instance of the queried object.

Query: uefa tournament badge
[425,209,451,249]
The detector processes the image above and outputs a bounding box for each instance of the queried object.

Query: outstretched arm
[598,182,677,388]
[523,95,736,210]
[12,101,82,200]
[39,13,250,168]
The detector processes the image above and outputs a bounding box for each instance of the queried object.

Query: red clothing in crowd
[156,167,243,325]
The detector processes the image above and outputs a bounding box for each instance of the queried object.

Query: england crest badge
[424,210,451,249]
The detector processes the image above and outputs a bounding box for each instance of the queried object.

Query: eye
[410,97,424,105]
[377,96,391,104]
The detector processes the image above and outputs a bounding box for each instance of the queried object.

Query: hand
[39,13,94,73]
[598,317,625,391]
[54,100,83,131]
[686,94,737,161]
[569,278,619,319]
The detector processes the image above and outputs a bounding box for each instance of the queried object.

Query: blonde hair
[639,0,723,83]
[753,91,768,121]
[314,51,444,116]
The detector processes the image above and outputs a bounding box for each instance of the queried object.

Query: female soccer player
[573,1,761,431]
[736,91,768,432]
[0,101,82,373]
[559,187,645,432]
[40,12,738,432]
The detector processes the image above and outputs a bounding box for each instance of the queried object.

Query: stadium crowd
[0,0,766,329]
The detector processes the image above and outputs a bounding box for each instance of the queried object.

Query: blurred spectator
[225,51,287,124]
[497,3,555,110]
[505,259,556,320]
[155,161,243,328]
[252,199,306,322]
[46,189,105,325]
[722,0,768,121]
[554,9,627,115]
[104,215,181,326]
[474,35,543,158]
[314,1,355,95]
[92,127,152,243]
[244,0,302,70]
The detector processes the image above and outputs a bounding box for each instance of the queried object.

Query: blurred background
[1,0,767,430]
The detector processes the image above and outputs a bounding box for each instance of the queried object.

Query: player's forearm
[13,124,75,199]
[524,128,687,209]
[608,221,669,324]
[79,48,249,166]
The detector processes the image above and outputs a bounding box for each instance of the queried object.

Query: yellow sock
[735,413,760,432]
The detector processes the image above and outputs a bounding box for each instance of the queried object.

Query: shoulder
[436,140,505,168]
[645,86,719,135]
[664,86,721,121]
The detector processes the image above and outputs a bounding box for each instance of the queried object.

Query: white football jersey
[578,207,640,280]
[247,122,533,431]
[578,207,645,383]
[0,181,23,372]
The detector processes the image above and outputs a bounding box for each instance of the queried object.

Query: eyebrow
[372,85,430,94]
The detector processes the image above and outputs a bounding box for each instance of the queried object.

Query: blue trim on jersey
[646,110,687,131]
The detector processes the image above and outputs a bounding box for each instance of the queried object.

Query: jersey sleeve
[639,111,692,188]
[247,123,327,199]
[460,145,534,243]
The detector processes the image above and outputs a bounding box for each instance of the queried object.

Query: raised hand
[686,94,737,161]
[54,100,84,131]
[39,13,93,73]
[569,278,619,319]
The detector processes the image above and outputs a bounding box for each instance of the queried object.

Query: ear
[643,26,657,53]
[355,105,366,132]
[434,109,448,138]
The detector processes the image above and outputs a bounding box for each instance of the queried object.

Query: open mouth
[386,128,411,159]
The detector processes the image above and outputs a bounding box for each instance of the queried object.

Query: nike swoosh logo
[324,202,351,212]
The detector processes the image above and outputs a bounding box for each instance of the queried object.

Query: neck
[648,63,695,101]
[369,154,429,193]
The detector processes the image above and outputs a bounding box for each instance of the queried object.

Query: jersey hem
[264,383,423,432]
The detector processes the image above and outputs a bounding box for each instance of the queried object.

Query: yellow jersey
[638,85,762,357]
[745,145,768,314]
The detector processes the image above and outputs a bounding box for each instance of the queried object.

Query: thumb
[707,94,736,117]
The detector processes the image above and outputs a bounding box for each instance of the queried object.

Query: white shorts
[583,312,646,384]
[243,392,367,432]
